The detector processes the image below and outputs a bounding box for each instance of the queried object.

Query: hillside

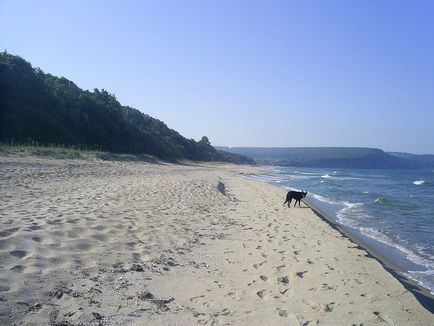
[0,52,254,164]
[216,147,434,170]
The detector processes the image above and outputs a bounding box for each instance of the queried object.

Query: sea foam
[413,180,425,186]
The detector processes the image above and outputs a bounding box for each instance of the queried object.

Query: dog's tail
[283,199,287,206]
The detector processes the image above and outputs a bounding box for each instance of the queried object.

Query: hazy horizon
[1,1,433,154]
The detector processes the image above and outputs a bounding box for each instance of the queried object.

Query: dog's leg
[288,198,291,208]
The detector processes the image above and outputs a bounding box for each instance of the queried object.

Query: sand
[0,154,433,325]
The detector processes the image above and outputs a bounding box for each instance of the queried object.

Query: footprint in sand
[260,275,268,282]
[321,284,337,291]
[253,261,266,269]
[9,250,27,259]
[277,308,288,317]
[190,295,213,308]
[278,276,290,284]
[296,271,308,278]
[190,295,205,303]
[374,311,395,325]
[247,280,257,286]
[225,291,241,301]
[214,280,225,288]
[322,302,336,313]
[279,288,294,297]
[256,290,271,299]
[10,265,25,273]
[276,265,286,272]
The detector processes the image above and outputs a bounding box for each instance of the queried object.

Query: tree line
[0,52,254,164]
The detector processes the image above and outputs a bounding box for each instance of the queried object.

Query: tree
[199,136,211,146]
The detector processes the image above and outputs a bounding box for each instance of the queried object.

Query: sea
[246,166,434,295]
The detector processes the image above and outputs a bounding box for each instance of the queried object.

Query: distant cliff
[216,147,434,170]
[0,52,254,164]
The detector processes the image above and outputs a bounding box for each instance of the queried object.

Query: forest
[0,52,254,164]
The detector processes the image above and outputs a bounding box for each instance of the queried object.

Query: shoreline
[1,156,433,324]
[243,168,434,312]
[244,167,434,304]
[303,198,434,313]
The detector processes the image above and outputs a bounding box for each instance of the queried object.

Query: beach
[1,154,433,325]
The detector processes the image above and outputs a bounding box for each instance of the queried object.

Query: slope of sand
[0,155,432,325]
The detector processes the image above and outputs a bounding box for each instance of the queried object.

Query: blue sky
[1,1,433,153]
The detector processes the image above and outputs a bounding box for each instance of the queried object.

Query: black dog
[283,190,307,208]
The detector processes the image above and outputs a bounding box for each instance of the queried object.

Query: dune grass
[0,143,159,163]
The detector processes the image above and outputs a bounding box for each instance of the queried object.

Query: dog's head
[302,191,308,198]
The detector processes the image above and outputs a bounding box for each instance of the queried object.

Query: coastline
[245,166,434,302]
[1,155,433,324]
[303,198,434,313]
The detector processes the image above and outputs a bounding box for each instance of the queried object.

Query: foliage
[0,52,255,164]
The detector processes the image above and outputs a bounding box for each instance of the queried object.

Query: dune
[0,154,432,325]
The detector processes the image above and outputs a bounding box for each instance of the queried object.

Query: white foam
[294,171,321,176]
[413,180,425,186]
[287,174,317,180]
[311,193,340,205]
[340,224,434,292]
[321,173,362,181]
[336,201,365,226]
[406,270,434,296]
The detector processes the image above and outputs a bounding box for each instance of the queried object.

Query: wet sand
[0,155,432,325]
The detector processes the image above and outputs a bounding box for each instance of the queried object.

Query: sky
[1,0,433,154]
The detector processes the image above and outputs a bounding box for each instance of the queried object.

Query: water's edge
[303,197,434,313]
[243,172,434,313]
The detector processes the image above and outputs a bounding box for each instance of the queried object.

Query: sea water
[246,167,434,294]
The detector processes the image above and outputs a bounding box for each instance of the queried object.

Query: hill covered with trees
[0,52,254,164]
[217,147,434,170]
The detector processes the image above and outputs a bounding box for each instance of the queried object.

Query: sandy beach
[0,154,433,325]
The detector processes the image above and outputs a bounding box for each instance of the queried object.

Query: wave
[359,228,433,266]
[281,186,304,192]
[294,171,321,176]
[374,197,395,206]
[245,174,280,183]
[287,174,318,180]
[311,193,341,206]
[321,174,362,181]
[407,270,434,295]
[336,201,364,224]
[413,180,425,186]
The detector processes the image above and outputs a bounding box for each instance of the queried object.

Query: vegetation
[0,52,255,164]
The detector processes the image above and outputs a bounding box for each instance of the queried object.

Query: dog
[283,190,307,208]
